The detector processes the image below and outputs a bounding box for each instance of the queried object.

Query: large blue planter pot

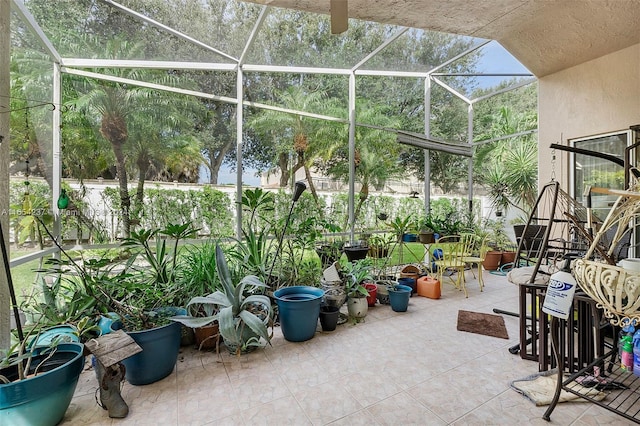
[0,342,84,426]
[120,321,182,385]
[112,307,185,385]
[388,284,412,312]
[274,286,325,342]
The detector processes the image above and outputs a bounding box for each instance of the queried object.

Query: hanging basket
[573,187,640,326]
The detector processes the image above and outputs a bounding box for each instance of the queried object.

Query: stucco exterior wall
[538,43,640,195]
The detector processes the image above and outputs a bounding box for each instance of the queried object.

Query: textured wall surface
[538,43,640,194]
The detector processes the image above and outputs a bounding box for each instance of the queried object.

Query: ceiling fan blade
[330,0,348,34]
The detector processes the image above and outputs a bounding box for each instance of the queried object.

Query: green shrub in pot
[171,245,273,355]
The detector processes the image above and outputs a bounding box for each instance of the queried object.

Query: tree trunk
[111,142,131,238]
[133,160,148,223]
[303,164,320,206]
[353,182,369,226]
[278,152,290,187]
[207,141,232,185]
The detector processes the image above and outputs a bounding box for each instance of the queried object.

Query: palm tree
[476,106,538,215]
[248,86,329,203]
[125,107,204,219]
[321,102,402,228]
[69,38,199,237]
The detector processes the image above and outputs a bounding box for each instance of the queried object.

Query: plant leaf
[238,310,270,345]
[169,315,216,328]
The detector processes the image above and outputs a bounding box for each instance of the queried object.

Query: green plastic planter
[0,342,84,426]
[274,286,325,342]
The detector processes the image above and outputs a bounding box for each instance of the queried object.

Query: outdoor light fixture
[292,180,306,202]
[397,130,472,157]
[267,181,307,284]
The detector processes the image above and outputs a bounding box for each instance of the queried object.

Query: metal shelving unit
[559,349,640,423]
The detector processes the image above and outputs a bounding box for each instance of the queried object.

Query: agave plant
[171,245,273,354]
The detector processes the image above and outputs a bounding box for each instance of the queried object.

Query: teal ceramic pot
[115,307,186,385]
[120,321,182,385]
[388,284,412,312]
[30,324,79,348]
[0,342,84,426]
[274,286,325,342]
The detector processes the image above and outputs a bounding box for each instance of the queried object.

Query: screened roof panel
[435,40,532,98]
[359,29,486,74]
[115,0,262,61]
[356,75,425,130]
[244,72,349,118]
[22,0,233,63]
[244,10,402,69]
[10,10,50,58]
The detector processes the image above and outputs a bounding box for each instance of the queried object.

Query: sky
[210,41,531,187]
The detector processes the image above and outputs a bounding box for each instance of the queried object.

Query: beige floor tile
[293,381,364,425]
[366,392,445,425]
[338,370,404,407]
[328,408,381,425]
[61,272,631,425]
[177,381,241,421]
[60,393,113,426]
[576,403,639,425]
[241,395,311,425]
[229,372,292,411]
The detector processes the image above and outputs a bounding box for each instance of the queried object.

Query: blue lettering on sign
[549,279,573,291]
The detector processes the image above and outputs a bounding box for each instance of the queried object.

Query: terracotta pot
[194,323,220,350]
[368,246,389,258]
[400,265,420,293]
[501,251,516,267]
[483,251,502,271]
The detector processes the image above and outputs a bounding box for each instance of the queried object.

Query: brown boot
[94,359,129,418]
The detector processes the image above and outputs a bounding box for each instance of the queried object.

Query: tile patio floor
[61,270,632,425]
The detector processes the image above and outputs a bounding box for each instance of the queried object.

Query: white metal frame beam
[10,0,538,245]
[100,0,238,63]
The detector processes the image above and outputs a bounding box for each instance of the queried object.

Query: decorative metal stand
[544,187,640,423]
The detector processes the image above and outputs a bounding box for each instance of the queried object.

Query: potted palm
[482,218,512,271]
[171,245,273,355]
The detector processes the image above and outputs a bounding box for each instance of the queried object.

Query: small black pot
[319,306,340,331]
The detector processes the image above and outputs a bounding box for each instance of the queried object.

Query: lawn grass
[9,247,48,305]
[8,240,430,306]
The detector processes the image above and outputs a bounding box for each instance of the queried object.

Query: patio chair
[430,235,468,297]
[460,233,488,293]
